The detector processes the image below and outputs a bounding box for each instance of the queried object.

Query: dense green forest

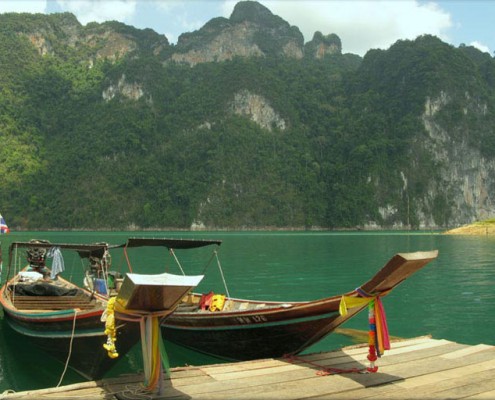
[1,5,494,230]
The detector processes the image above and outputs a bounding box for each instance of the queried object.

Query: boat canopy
[8,241,111,259]
[118,238,222,250]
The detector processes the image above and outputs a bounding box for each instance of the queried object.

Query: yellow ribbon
[339,295,372,316]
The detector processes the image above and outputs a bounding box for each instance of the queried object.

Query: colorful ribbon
[141,316,170,391]
[339,287,391,371]
[104,301,172,393]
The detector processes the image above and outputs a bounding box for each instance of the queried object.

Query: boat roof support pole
[169,249,186,276]
[215,250,231,299]
[7,244,20,283]
[124,246,133,273]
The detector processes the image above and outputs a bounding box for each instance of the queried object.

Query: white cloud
[55,0,137,25]
[257,0,452,56]
[221,0,237,17]
[151,0,180,13]
[469,41,490,54]
[0,0,47,13]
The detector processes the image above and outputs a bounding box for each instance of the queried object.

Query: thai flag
[0,214,10,234]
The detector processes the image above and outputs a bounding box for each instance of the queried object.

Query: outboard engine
[26,240,50,276]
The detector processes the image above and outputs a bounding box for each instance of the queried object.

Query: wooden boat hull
[161,296,361,361]
[161,250,439,361]
[0,280,140,380]
[2,311,139,380]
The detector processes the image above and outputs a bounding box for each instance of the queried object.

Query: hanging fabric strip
[339,288,391,356]
[135,313,171,391]
[107,302,172,393]
[377,296,390,351]
[47,247,65,279]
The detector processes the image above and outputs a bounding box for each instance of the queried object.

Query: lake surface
[1,231,494,392]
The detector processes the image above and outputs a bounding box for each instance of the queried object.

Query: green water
[1,231,494,392]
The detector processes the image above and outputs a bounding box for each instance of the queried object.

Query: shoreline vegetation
[5,221,495,234]
[443,219,495,235]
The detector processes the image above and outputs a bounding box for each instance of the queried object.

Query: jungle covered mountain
[1,1,494,230]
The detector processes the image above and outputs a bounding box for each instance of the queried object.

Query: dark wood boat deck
[2,336,494,399]
[10,294,98,310]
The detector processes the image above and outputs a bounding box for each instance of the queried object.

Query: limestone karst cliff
[1,2,494,230]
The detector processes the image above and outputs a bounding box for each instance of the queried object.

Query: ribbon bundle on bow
[102,297,119,359]
[103,300,171,393]
[140,315,170,390]
[339,287,390,372]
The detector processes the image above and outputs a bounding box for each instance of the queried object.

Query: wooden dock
[2,336,495,399]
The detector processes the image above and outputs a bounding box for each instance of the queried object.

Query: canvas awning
[118,237,222,250]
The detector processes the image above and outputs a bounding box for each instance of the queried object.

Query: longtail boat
[0,239,204,382]
[164,250,438,361]
[118,238,438,362]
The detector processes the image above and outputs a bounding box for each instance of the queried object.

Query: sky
[0,0,493,57]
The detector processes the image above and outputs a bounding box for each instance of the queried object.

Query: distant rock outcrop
[6,2,343,68]
[230,89,286,131]
[102,74,146,101]
[305,31,342,58]
[4,12,169,64]
[170,1,305,66]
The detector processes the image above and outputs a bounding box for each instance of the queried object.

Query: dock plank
[464,389,495,399]
[1,337,494,400]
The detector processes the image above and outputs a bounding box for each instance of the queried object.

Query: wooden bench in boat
[11,294,98,310]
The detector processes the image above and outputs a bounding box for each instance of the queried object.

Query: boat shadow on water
[0,317,84,391]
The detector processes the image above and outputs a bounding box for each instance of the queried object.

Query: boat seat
[176,302,199,312]
[11,295,97,310]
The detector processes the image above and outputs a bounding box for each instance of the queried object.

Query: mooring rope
[56,309,78,387]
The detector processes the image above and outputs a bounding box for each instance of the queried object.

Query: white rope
[215,250,231,299]
[56,309,78,387]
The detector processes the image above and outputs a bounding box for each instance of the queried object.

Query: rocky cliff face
[366,91,495,230]
[171,1,306,66]
[5,2,343,71]
[102,74,147,102]
[230,89,286,131]
[422,93,495,226]
[169,1,344,66]
[171,19,266,66]
[8,12,169,64]
[305,32,342,58]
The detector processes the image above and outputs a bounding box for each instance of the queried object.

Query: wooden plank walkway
[2,336,495,399]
